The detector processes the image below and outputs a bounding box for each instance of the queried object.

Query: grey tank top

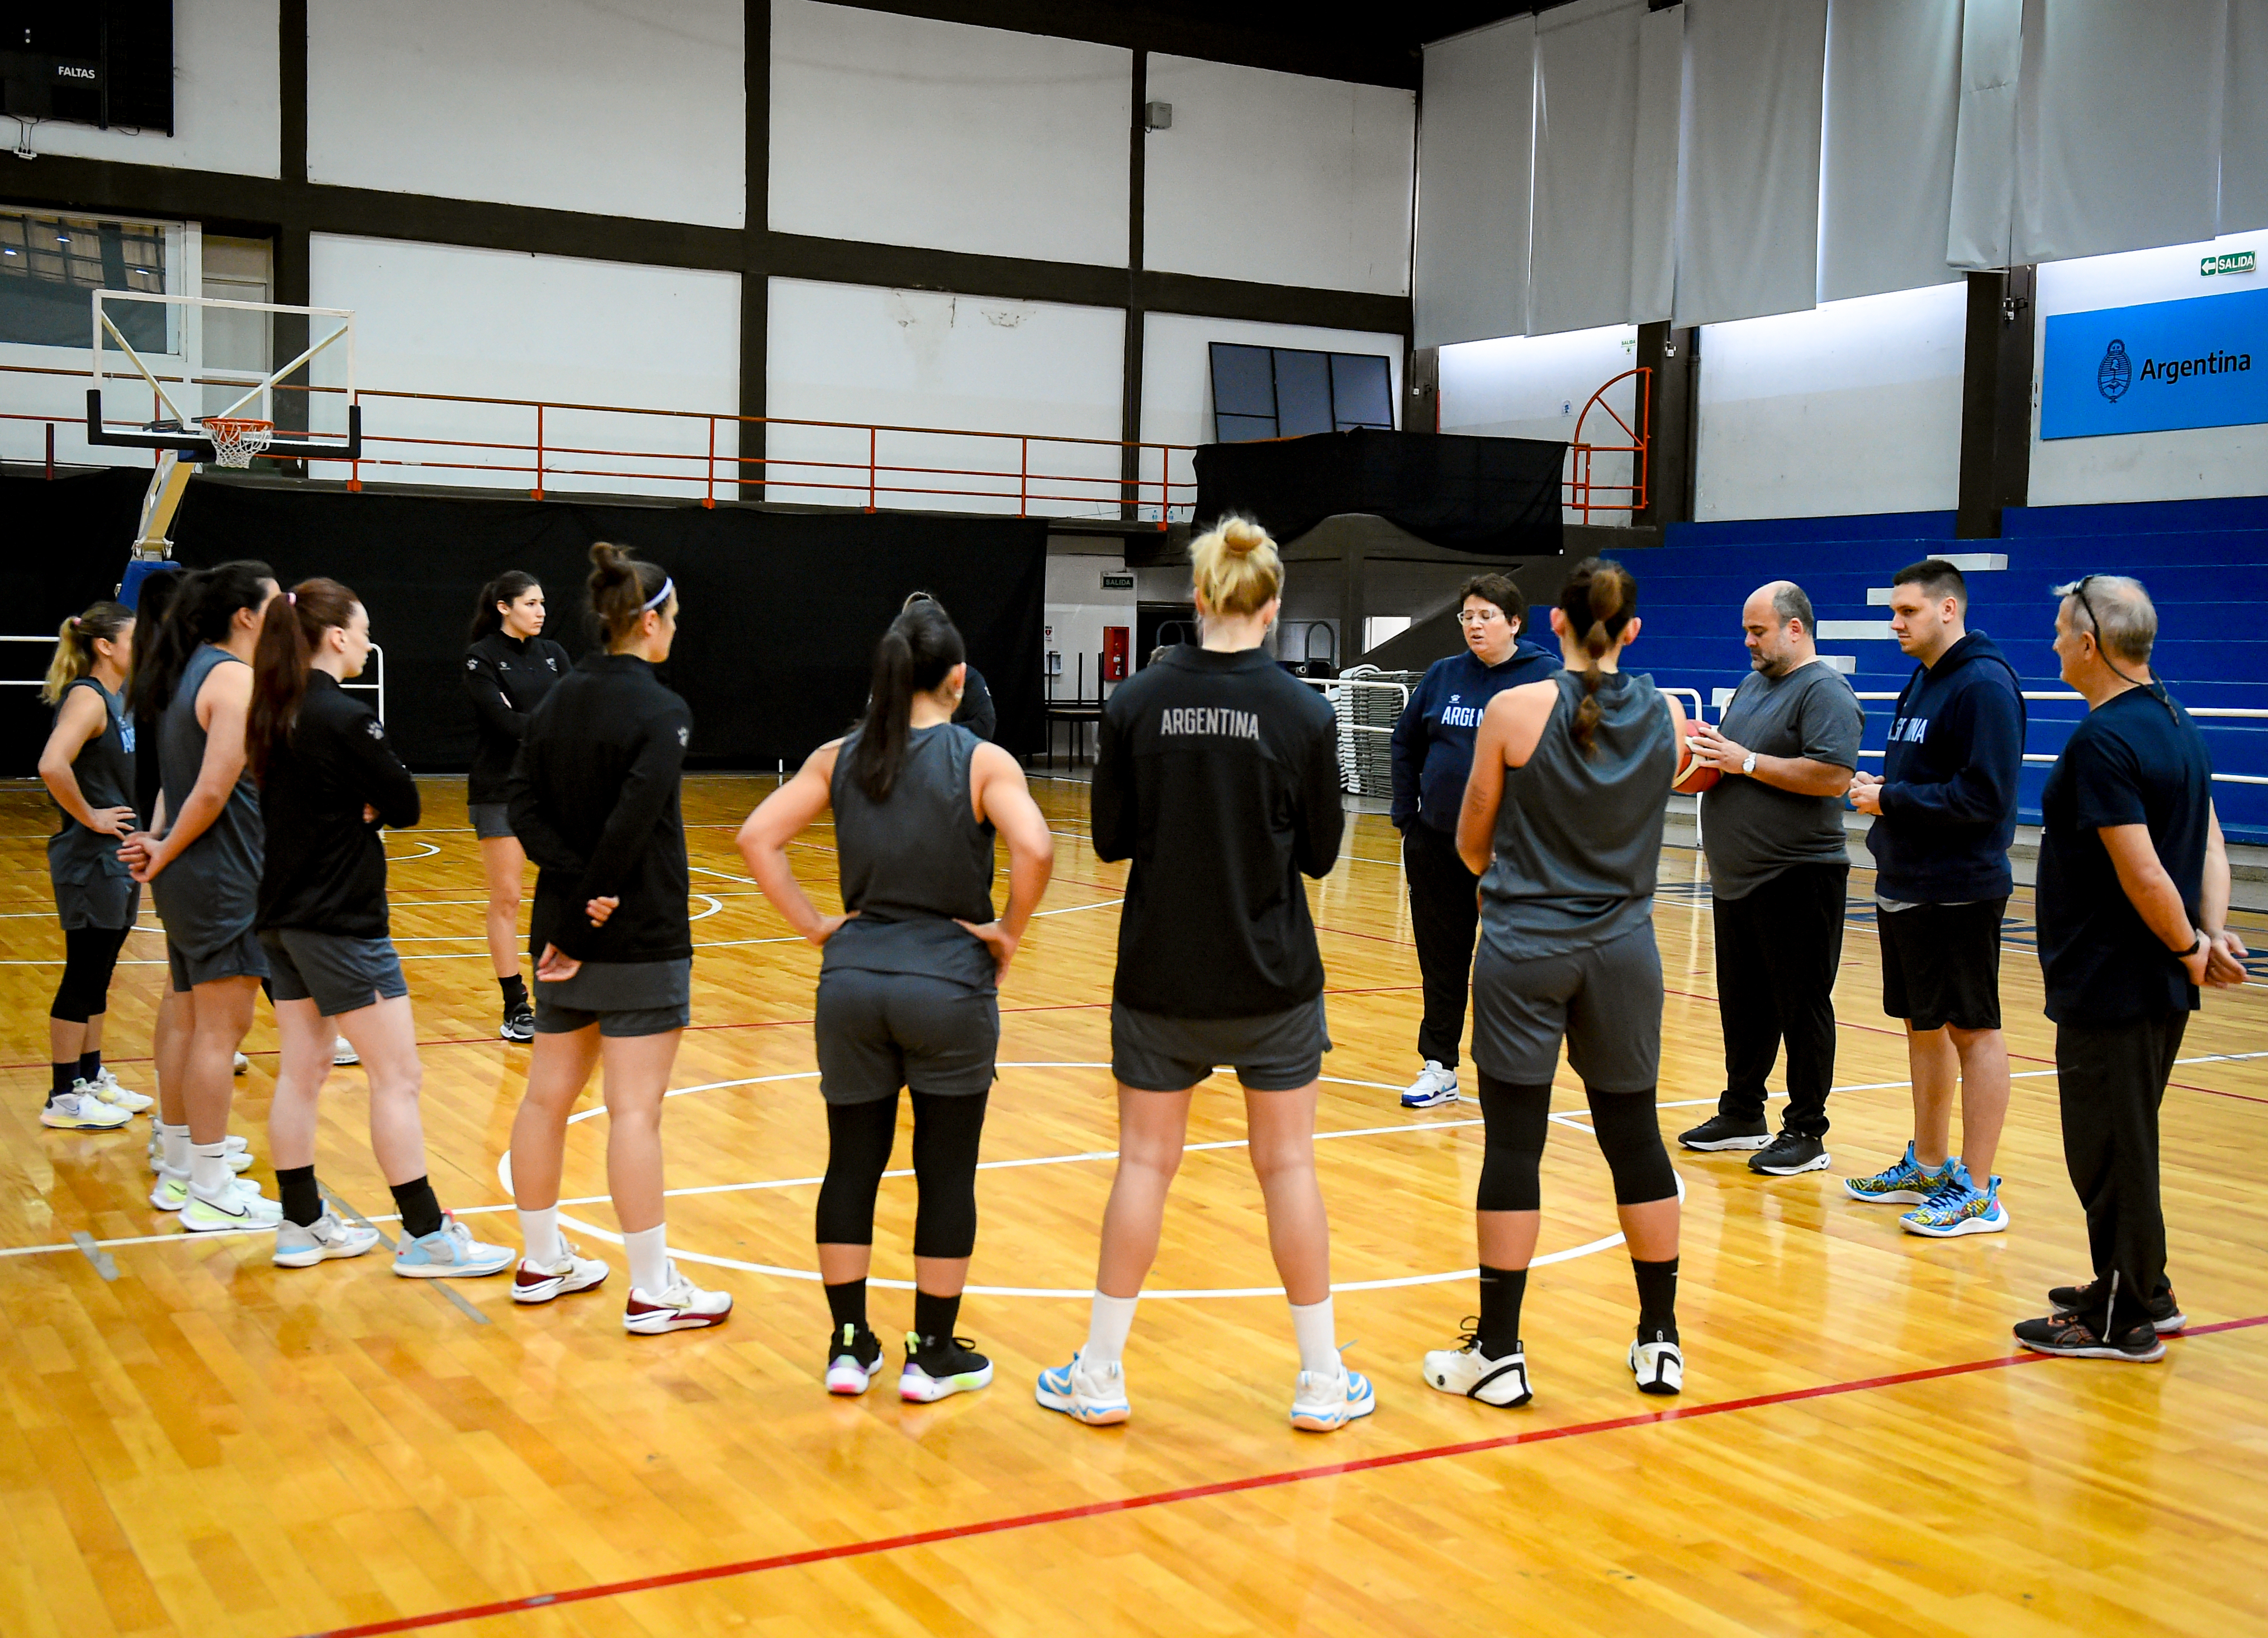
[823,722,998,991]
[150,644,265,955]
[48,677,137,883]
[1479,668,1674,960]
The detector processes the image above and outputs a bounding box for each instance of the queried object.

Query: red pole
[704,416,716,509]
[1019,437,1028,515]
[866,426,876,513]
[532,404,545,500]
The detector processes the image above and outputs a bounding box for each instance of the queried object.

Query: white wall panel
[2029,230,2268,506]
[310,236,741,498]
[1439,326,1637,520]
[16,0,279,178]
[2226,0,2268,233]
[1819,0,1963,300]
[1144,56,1413,296]
[1413,18,1536,348]
[307,1,744,227]
[766,279,1124,517]
[1696,283,1967,520]
[770,1,1127,266]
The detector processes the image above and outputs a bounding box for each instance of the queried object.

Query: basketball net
[202,417,274,469]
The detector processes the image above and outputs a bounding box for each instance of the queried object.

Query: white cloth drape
[1946,0,2022,269]
[1819,0,1963,300]
[2222,0,2268,233]
[1414,18,1538,348]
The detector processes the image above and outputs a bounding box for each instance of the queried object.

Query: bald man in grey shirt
[1677,581,1863,1177]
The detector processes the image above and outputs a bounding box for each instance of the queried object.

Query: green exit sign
[2201,250,2257,277]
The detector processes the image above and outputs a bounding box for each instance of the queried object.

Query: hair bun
[1221,518,1268,557]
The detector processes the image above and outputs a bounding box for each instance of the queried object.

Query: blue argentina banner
[2041,286,2268,439]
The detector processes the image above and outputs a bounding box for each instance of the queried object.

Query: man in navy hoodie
[1388,573,1560,1108]
[1847,559,2025,1239]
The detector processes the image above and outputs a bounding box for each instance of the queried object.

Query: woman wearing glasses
[1386,574,1560,1110]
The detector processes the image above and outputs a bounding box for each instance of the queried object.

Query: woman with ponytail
[1037,515,1370,1435]
[463,571,570,1041]
[34,601,149,1131]
[245,580,513,1278]
[738,600,1053,1400]
[1421,557,1691,1409]
[503,542,730,1334]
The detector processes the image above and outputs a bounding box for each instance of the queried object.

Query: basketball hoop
[202,417,274,469]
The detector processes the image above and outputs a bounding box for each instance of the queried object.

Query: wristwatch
[1741,752,1757,776]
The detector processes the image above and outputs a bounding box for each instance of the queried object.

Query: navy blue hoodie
[1390,638,1563,832]
[1867,631,2027,902]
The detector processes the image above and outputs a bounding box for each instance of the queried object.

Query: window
[1208,343,1396,443]
[0,212,169,350]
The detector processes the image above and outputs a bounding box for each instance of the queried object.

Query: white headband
[642,576,674,612]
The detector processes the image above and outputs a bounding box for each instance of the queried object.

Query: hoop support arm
[84,392,362,461]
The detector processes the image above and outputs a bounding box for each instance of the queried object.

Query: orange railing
[1566,365,1651,524]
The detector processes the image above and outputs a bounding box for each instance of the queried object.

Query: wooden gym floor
[2,773,2264,1638]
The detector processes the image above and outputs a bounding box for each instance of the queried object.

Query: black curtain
[1194,428,1567,557]
[0,471,1045,773]
[0,468,153,776]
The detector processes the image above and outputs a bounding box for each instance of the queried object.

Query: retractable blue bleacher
[1625,497,2268,845]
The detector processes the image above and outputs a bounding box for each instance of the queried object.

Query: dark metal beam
[1956,267,2035,539]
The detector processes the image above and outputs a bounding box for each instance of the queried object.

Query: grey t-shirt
[1701,661,1864,900]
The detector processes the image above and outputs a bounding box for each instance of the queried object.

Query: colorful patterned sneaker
[2013,1313,2166,1362]
[273,1212,381,1267]
[1750,1131,1830,1175]
[1842,1141,1947,1205]
[825,1323,885,1394]
[899,1333,995,1403]
[82,1070,153,1114]
[1422,1321,1532,1407]
[1630,1328,1683,1395]
[511,1242,610,1303]
[1899,1161,2009,1238]
[149,1166,189,1212]
[39,1088,134,1131]
[393,1213,514,1278]
[1678,1113,1771,1151]
[1290,1362,1377,1432]
[2049,1279,2185,1335]
[1036,1351,1131,1426]
[623,1262,733,1332]
[1401,1061,1459,1109]
[181,1179,282,1232]
[147,1132,250,1175]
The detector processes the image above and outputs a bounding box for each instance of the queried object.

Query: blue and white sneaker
[1899,1160,2009,1238]
[1401,1061,1459,1109]
[1842,1141,1947,1205]
[1290,1362,1376,1431]
[1036,1350,1130,1426]
[393,1213,514,1277]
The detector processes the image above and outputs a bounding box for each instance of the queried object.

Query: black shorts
[815,967,998,1105]
[1878,896,2008,1031]
[534,957,691,1038]
[1111,998,1330,1093]
[260,928,409,1018]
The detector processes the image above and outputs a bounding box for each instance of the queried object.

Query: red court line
[294,1314,2268,1638]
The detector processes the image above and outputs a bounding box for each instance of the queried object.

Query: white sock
[1289,1297,1339,1376]
[1083,1290,1139,1368]
[161,1122,191,1172]
[188,1140,231,1197]
[625,1224,670,1294]
[518,1206,563,1267]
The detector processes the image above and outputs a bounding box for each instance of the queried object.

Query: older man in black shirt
[2015,576,2245,1364]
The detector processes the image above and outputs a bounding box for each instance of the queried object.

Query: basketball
[1673,719,1720,793]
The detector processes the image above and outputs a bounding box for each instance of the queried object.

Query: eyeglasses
[1456,610,1506,625]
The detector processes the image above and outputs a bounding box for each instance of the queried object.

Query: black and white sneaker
[824,1322,884,1395]
[2013,1313,2166,1362]
[500,1002,536,1043]
[899,1332,993,1402]
[1749,1131,1830,1175]
[1630,1328,1682,1395]
[1422,1322,1532,1407]
[2049,1278,2185,1335]
[1677,1113,1771,1151]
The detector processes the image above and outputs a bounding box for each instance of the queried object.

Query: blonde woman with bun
[1037,514,1372,1433]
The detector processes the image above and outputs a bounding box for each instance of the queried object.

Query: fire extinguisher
[1103,626,1131,682]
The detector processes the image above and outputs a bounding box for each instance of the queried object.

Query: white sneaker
[623,1261,732,1332]
[149,1166,188,1212]
[233,1051,249,1074]
[1401,1061,1459,1110]
[511,1242,610,1303]
[333,1036,359,1067]
[150,1132,251,1175]
[394,1214,514,1278]
[82,1069,153,1113]
[182,1178,282,1232]
[1422,1327,1532,1407]
[273,1212,381,1267]
[1630,1332,1683,1397]
[39,1089,134,1130]
[1290,1362,1378,1432]
[1035,1350,1131,1426]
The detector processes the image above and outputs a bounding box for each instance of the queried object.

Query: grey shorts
[1472,921,1663,1093]
[469,803,514,841]
[815,967,999,1105]
[535,956,691,1038]
[260,928,409,1018]
[167,927,269,993]
[1111,997,1331,1093]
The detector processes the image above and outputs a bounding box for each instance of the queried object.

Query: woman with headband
[502,543,730,1334]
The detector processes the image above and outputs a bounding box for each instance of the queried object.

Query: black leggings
[50,925,132,1024]
[1475,1074,1677,1211]
[815,1089,989,1259]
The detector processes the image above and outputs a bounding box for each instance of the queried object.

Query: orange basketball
[1673,719,1720,794]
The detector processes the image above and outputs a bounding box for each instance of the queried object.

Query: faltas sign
[2041,286,2268,440]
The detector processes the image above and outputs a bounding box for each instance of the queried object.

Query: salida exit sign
[2202,250,2257,277]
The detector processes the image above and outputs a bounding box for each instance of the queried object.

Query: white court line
[382,842,441,861]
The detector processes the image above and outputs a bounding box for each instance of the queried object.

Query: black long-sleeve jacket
[505,653,691,963]
[463,631,571,804]
[256,671,421,937]
[1092,644,1344,1018]
[954,663,997,742]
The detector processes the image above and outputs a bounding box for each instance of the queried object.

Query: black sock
[1633,1255,1679,1342]
[824,1278,869,1333]
[49,1062,76,1103]
[913,1289,963,1350]
[499,974,528,1009]
[390,1175,444,1240]
[1477,1264,1527,1356]
[277,1165,323,1228]
[77,1051,102,1084]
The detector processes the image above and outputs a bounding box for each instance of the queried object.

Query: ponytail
[42,601,132,704]
[848,600,965,802]
[468,569,540,645]
[246,578,361,782]
[1558,557,1638,755]
[587,542,670,648]
[129,559,274,720]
